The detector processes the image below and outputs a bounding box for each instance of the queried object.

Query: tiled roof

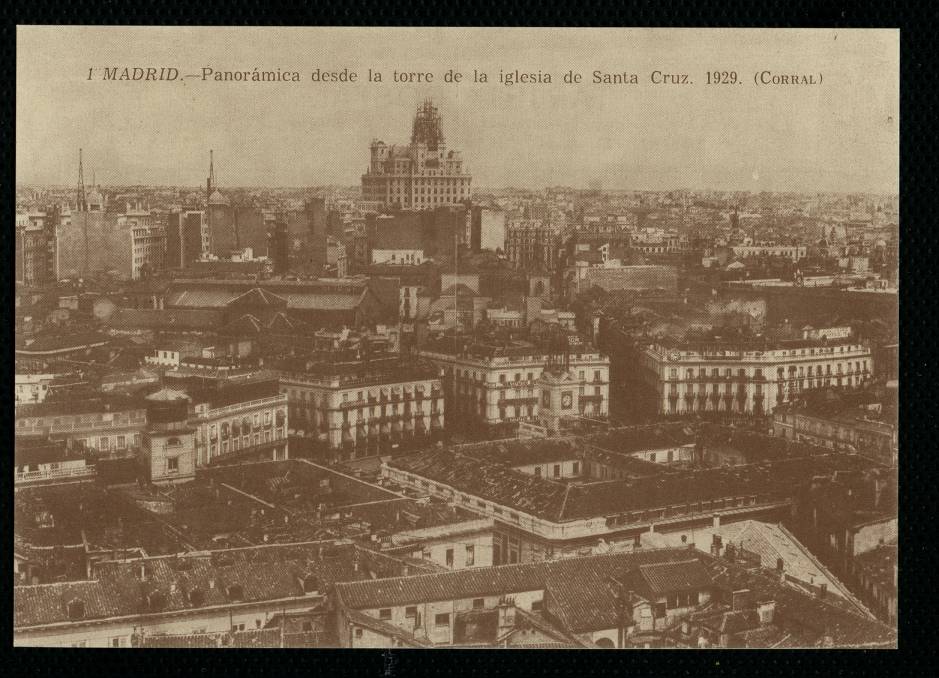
[15,331,111,353]
[227,287,289,309]
[106,308,223,331]
[218,313,264,336]
[337,549,696,612]
[703,556,896,647]
[387,447,883,523]
[588,424,696,454]
[283,291,366,311]
[631,559,713,596]
[15,541,410,630]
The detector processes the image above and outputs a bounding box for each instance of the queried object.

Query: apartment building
[278,360,444,461]
[640,339,873,416]
[418,338,609,428]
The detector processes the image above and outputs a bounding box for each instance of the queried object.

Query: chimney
[712,514,721,529]
[496,598,516,636]
[710,534,723,558]
[757,600,776,625]
[731,589,751,611]
[208,578,216,590]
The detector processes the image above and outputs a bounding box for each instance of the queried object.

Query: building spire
[76,148,87,212]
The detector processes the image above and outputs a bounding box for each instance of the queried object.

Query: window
[465,544,475,567]
[116,436,126,449]
[405,606,418,618]
[167,457,179,472]
[446,549,454,568]
[379,608,392,621]
[572,462,580,475]
[531,599,543,612]
[553,464,561,478]
[434,613,450,627]
[111,637,125,648]
[354,628,363,639]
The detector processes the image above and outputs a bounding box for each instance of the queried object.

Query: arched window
[221,423,229,439]
[595,637,616,649]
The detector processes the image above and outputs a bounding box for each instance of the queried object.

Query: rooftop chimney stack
[710,534,723,558]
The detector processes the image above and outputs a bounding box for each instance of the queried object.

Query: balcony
[16,464,96,485]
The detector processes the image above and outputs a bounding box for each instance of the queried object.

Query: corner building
[640,339,873,416]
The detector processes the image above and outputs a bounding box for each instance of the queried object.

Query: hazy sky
[17,27,898,193]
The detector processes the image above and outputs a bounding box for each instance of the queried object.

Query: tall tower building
[361,99,472,210]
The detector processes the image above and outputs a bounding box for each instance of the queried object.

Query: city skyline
[18,27,898,194]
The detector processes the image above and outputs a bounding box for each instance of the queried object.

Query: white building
[418,341,610,427]
[640,339,873,416]
[361,100,471,211]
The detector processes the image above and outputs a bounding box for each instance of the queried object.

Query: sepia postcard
[14,26,898,649]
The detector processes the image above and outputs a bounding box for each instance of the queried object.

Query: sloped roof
[15,542,409,630]
[227,288,289,309]
[627,559,713,597]
[337,549,696,612]
[218,313,264,336]
[107,308,223,331]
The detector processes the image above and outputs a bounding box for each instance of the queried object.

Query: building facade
[418,344,610,427]
[361,100,471,210]
[278,364,444,461]
[15,398,148,457]
[505,220,562,272]
[640,339,873,416]
[16,209,58,286]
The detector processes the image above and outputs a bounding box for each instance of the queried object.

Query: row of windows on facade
[667,360,869,380]
[208,411,285,439]
[73,433,142,450]
[454,369,605,383]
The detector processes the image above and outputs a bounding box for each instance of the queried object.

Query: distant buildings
[16,208,57,286]
[732,244,807,262]
[59,200,167,280]
[164,209,206,269]
[505,220,562,272]
[570,264,678,295]
[362,100,471,210]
